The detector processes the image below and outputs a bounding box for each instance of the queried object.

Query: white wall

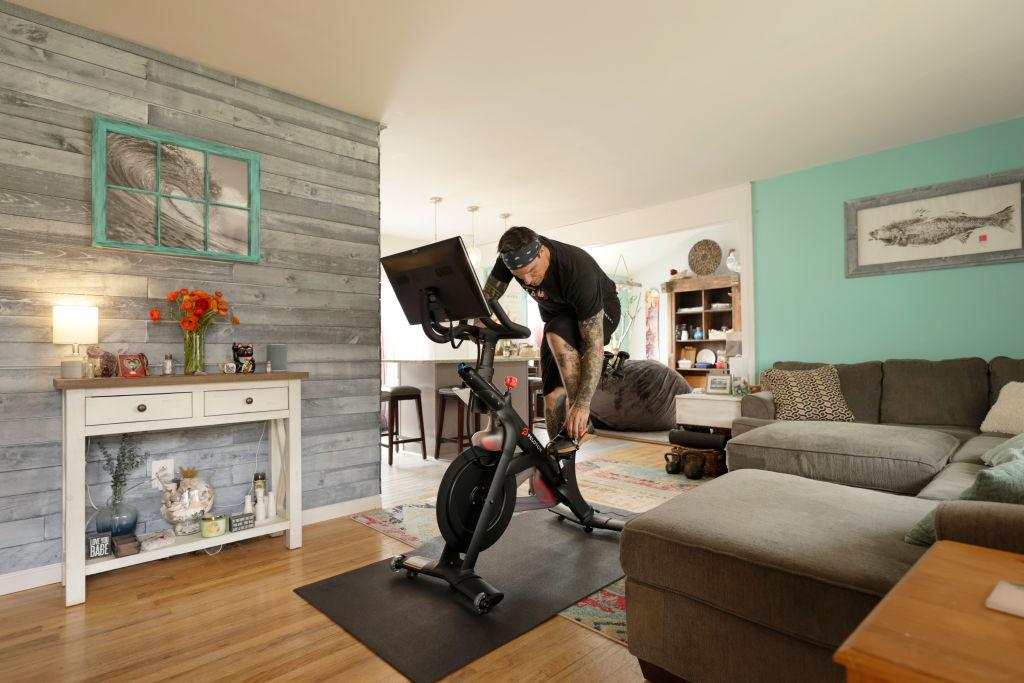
[628,223,742,362]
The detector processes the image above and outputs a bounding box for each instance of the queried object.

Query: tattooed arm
[481,274,508,303]
[473,274,510,333]
[564,309,604,439]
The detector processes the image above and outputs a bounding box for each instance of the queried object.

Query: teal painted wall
[752,117,1024,374]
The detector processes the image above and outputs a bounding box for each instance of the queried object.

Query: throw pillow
[982,432,1024,467]
[760,365,855,422]
[981,381,1024,434]
[905,458,1024,547]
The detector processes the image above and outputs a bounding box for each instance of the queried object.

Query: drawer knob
[245,397,254,405]
[137,404,147,413]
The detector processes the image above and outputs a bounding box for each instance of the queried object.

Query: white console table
[54,372,307,606]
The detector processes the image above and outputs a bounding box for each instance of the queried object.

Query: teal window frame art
[91,116,261,262]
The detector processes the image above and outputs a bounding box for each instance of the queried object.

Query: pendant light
[466,205,481,266]
[500,212,511,231]
[430,196,442,243]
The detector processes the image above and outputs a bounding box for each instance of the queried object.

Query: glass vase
[96,499,139,537]
[183,326,206,374]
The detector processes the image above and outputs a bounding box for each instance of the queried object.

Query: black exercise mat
[295,507,632,682]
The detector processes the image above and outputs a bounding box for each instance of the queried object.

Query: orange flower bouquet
[151,288,239,374]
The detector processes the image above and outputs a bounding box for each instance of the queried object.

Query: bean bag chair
[590,360,691,431]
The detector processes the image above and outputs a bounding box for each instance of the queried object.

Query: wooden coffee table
[834,540,1024,682]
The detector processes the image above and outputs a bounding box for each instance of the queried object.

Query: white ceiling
[18,0,1024,242]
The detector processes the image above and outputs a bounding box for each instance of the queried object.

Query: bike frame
[456,361,596,572]
[397,288,621,611]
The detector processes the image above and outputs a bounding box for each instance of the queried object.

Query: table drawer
[86,393,192,426]
[204,387,288,417]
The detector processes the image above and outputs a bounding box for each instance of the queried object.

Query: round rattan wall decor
[688,239,722,276]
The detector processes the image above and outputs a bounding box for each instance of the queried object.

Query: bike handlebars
[419,289,530,346]
[488,298,531,339]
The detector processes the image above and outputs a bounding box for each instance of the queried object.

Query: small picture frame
[706,373,732,395]
[87,531,112,559]
[117,353,148,378]
[681,346,697,364]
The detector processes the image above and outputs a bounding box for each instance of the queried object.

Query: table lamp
[53,305,98,379]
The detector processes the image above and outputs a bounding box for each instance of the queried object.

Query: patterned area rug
[351,455,701,645]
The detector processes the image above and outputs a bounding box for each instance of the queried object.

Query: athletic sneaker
[544,422,596,457]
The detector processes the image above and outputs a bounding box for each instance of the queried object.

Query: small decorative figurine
[232,343,255,374]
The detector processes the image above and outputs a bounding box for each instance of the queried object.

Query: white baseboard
[0,563,62,597]
[0,494,382,597]
[303,494,382,525]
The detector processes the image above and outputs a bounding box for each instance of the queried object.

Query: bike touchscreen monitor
[381,236,491,325]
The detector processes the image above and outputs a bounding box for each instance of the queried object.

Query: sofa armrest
[730,416,774,438]
[741,391,775,420]
[934,500,1024,554]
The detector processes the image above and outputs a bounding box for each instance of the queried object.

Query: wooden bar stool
[528,376,544,426]
[435,387,482,459]
[381,385,425,466]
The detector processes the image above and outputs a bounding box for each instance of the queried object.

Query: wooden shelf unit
[663,274,740,390]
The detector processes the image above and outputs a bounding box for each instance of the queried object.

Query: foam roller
[669,429,727,450]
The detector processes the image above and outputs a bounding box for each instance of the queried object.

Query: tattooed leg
[546,332,581,399]
[545,331,582,438]
[544,387,567,435]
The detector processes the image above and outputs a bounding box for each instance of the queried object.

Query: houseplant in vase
[95,433,147,536]
[152,288,239,374]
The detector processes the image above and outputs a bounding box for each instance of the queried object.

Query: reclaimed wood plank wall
[0,1,381,575]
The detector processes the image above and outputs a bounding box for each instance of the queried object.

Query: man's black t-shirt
[490,236,620,324]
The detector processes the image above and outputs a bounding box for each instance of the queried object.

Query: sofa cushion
[916,462,987,501]
[989,356,1024,406]
[952,435,1012,464]
[726,421,958,494]
[886,423,979,443]
[880,358,989,427]
[773,361,882,423]
[761,365,855,422]
[620,470,934,649]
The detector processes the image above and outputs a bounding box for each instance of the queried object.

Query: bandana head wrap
[501,238,542,270]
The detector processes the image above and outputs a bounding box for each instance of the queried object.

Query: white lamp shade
[52,306,98,345]
[467,245,482,267]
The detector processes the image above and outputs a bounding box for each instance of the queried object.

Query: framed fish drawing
[845,169,1024,277]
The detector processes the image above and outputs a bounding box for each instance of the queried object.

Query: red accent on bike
[504,375,519,389]
[521,427,529,436]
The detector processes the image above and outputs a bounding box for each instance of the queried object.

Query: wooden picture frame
[92,117,261,263]
[845,169,1024,277]
[117,353,148,378]
[706,373,732,395]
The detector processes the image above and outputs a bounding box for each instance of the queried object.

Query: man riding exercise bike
[381,237,626,614]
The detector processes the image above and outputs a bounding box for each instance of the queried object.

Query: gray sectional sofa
[620,357,1024,683]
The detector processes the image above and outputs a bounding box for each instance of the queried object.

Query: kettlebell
[683,451,704,480]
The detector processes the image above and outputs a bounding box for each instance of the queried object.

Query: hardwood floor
[0,434,663,682]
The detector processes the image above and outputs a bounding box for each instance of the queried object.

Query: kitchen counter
[383,358,532,459]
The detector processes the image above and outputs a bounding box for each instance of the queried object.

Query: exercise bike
[381,237,626,614]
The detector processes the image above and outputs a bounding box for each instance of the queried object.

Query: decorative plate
[688,239,722,275]
[696,348,717,364]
